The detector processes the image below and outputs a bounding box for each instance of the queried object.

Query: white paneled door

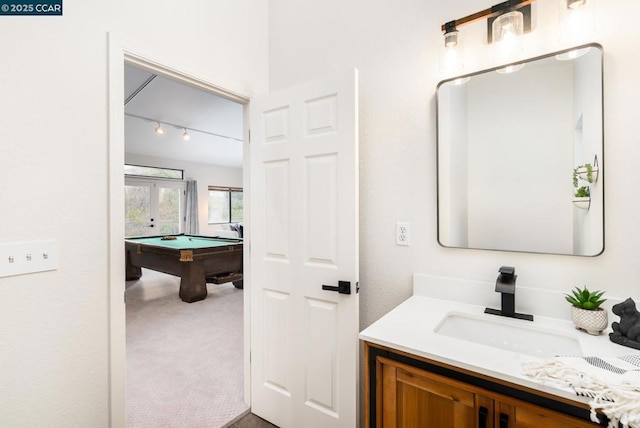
[250,69,359,428]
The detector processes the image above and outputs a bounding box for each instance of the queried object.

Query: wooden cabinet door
[366,344,600,428]
[378,357,493,428]
[509,401,598,428]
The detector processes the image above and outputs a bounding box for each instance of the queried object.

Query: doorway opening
[122,59,249,427]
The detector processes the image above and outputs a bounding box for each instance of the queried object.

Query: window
[125,164,183,180]
[208,186,243,224]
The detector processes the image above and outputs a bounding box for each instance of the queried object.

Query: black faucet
[484,266,533,321]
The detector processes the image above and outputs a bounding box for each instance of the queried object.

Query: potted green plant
[565,286,608,335]
[572,165,592,210]
[573,163,595,185]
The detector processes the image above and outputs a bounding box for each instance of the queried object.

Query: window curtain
[185,180,199,234]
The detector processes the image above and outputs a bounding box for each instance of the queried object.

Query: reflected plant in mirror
[437,44,603,256]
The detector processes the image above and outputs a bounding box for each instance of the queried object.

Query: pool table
[125,234,243,303]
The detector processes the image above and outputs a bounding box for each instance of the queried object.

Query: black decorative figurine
[609,298,640,350]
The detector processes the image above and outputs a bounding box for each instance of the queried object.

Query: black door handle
[500,413,509,428]
[322,281,351,294]
[478,406,488,428]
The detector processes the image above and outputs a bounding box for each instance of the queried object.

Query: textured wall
[0,1,267,427]
[268,0,640,331]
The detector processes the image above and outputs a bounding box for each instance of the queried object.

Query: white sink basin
[434,311,582,358]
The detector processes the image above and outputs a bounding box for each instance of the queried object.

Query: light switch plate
[0,240,58,278]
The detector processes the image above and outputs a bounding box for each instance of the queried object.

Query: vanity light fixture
[559,0,595,44]
[439,0,534,75]
[154,121,165,135]
[439,21,464,75]
[492,9,524,64]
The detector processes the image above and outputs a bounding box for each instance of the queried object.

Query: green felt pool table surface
[126,235,242,249]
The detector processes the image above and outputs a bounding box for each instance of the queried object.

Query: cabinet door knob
[478,406,488,428]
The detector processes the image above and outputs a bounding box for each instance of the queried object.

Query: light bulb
[183,129,190,141]
[559,0,595,44]
[155,122,165,135]
[439,29,464,75]
[444,30,459,48]
[492,11,524,64]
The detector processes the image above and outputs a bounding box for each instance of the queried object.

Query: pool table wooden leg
[125,251,142,281]
[179,261,207,303]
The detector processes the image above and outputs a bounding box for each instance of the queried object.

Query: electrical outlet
[396,222,410,246]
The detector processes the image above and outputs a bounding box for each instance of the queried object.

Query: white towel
[522,356,640,428]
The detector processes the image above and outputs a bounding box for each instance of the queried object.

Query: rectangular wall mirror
[437,43,603,256]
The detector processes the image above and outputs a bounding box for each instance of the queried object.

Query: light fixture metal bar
[125,112,243,143]
[441,0,535,32]
[124,74,157,106]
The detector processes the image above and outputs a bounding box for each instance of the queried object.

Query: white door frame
[107,33,252,427]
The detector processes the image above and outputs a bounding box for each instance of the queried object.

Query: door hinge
[124,291,127,304]
[248,129,251,143]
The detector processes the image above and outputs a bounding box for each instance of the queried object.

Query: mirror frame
[436,43,605,256]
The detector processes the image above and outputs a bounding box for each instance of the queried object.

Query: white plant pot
[571,306,608,335]
[572,197,590,210]
[576,166,599,184]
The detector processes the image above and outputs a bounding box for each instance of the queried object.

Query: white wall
[268,0,640,332]
[0,1,267,427]
[125,154,243,236]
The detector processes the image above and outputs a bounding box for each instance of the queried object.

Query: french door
[124,177,186,237]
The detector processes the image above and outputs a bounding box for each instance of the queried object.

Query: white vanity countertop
[359,292,640,404]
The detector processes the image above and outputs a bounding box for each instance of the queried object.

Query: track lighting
[126,113,244,143]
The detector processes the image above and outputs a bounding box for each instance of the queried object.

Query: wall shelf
[572,196,591,210]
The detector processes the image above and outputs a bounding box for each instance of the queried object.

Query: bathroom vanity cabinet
[365,342,602,428]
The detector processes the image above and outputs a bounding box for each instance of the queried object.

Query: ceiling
[124,64,244,168]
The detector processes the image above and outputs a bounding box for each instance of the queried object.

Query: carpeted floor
[126,269,248,427]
